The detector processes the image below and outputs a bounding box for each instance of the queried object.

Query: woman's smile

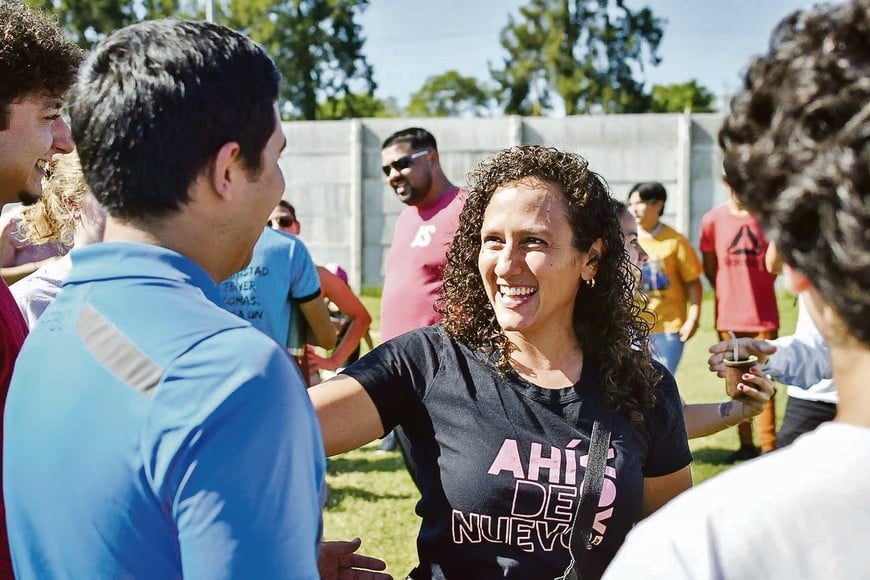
[479,178,586,340]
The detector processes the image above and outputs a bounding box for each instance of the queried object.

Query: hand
[318,538,391,580]
[708,338,777,378]
[305,345,339,373]
[678,318,699,342]
[718,366,776,426]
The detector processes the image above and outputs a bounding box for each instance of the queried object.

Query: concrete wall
[279,113,730,290]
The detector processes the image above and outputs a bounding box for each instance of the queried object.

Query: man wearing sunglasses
[268,200,301,235]
[378,127,464,454]
[379,127,463,342]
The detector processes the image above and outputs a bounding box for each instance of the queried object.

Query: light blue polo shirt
[4,242,325,579]
[219,227,321,346]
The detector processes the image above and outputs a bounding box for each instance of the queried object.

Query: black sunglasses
[381,149,430,177]
[268,216,296,228]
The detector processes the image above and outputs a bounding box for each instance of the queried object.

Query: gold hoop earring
[587,277,596,288]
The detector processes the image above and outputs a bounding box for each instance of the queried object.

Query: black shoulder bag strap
[556,414,613,580]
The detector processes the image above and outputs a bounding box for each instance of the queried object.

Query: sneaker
[725,444,760,464]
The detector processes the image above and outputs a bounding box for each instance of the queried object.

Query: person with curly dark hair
[0,1,81,205]
[605,2,870,578]
[311,145,693,579]
[0,3,80,578]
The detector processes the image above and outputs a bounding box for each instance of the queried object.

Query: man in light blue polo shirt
[2,19,385,580]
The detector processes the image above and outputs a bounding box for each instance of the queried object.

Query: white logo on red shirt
[411,225,436,248]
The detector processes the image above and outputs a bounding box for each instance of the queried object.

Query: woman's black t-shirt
[342,325,691,579]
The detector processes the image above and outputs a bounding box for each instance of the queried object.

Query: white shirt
[766,296,837,403]
[604,422,870,580]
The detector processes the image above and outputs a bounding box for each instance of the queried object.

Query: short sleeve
[288,237,321,303]
[340,327,444,432]
[699,211,715,253]
[642,363,692,477]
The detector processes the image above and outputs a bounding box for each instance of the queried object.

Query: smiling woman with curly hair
[311,145,693,579]
[440,146,661,422]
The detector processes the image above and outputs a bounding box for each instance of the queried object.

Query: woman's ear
[584,238,604,278]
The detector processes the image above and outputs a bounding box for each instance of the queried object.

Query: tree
[650,80,716,113]
[33,0,377,120]
[317,92,400,119]
[225,0,376,120]
[27,0,185,47]
[406,71,493,118]
[489,2,551,116]
[491,0,664,115]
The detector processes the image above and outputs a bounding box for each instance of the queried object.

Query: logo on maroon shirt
[726,225,764,267]
[411,225,436,248]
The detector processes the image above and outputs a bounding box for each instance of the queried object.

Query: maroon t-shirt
[380,187,465,341]
[0,280,27,578]
[699,203,779,332]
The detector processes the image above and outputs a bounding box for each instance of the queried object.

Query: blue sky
[358,0,816,111]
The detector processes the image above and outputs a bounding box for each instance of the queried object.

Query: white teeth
[499,286,536,297]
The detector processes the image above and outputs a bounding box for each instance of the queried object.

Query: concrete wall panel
[275,114,727,289]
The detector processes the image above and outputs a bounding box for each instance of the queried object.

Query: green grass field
[323,291,799,576]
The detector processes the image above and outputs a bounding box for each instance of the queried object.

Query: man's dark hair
[719,0,869,345]
[628,182,667,215]
[69,19,280,220]
[0,2,82,130]
[277,199,297,218]
[381,127,438,152]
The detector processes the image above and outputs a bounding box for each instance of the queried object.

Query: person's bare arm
[701,251,717,288]
[0,219,51,284]
[308,267,372,372]
[308,375,384,456]
[682,368,775,438]
[679,278,702,342]
[2,257,60,285]
[641,465,693,518]
[299,293,338,350]
[765,243,782,275]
